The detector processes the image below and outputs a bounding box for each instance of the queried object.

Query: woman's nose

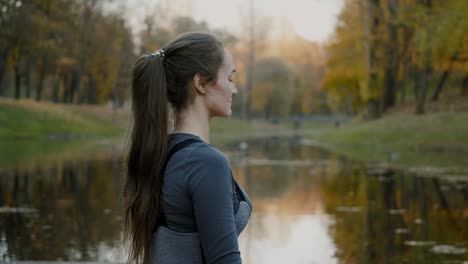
[232,86,238,95]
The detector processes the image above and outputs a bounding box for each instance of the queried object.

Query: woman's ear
[192,73,206,95]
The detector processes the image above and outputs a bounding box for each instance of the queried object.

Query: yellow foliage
[251,82,273,112]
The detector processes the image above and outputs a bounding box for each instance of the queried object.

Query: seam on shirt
[182,142,207,194]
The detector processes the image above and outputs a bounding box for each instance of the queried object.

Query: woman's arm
[187,145,242,264]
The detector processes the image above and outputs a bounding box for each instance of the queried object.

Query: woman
[124,32,252,264]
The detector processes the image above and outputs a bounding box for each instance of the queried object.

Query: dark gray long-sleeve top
[162,133,252,264]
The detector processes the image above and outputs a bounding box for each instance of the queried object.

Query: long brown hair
[124,32,224,263]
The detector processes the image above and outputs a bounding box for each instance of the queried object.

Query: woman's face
[205,48,237,118]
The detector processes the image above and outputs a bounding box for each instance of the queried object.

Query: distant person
[124,32,252,264]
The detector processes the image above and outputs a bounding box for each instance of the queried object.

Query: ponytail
[124,53,168,264]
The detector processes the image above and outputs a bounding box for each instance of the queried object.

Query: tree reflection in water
[322,156,468,263]
[0,157,124,262]
[1,136,467,263]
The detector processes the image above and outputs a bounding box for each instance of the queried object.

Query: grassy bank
[0,98,125,140]
[310,112,468,168]
[211,117,297,145]
[0,98,127,168]
[2,98,467,169]
[0,98,287,142]
[0,98,285,167]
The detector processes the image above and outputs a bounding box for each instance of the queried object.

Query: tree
[323,0,467,117]
[429,0,468,101]
[365,0,384,118]
[277,35,326,115]
[0,1,39,99]
[382,0,399,111]
[405,0,434,115]
[252,57,293,119]
[0,0,134,105]
[323,0,372,115]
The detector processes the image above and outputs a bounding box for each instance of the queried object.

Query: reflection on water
[0,157,125,262]
[1,137,467,263]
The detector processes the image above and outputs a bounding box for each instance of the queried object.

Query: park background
[0,0,467,263]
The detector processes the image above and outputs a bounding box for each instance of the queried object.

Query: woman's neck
[174,103,211,143]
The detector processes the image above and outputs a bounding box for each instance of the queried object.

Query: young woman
[124,32,252,264]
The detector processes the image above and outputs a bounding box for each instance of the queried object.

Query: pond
[1,136,467,263]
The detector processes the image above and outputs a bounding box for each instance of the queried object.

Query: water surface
[1,137,467,263]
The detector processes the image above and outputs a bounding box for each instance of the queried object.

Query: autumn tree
[0,0,134,105]
[252,57,293,119]
[429,0,468,101]
[277,36,327,115]
[323,0,372,115]
[323,0,468,116]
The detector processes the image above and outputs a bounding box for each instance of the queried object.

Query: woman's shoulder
[186,143,234,196]
[187,142,230,167]
[169,133,229,167]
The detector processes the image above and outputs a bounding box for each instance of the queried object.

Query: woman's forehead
[222,49,235,71]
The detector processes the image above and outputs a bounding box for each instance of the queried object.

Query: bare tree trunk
[52,75,60,103]
[14,64,21,99]
[25,62,32,99]
[36,72,45,102]
[382,57,397,110]
[69,69,80,103]
[62,73,70,103]
[461,75,468,97]
[74,0,97,105]
[0,49,9,96]
[87,73,96,104]
[431,51,459,101]
[415,67,426,114]
[399,81,406,103]
[0,173,3,207]
[398,26,413,104]
[112,32,132,108]
[416,0,432,115]
[382,0,398,111]
[35,56,47,101]
[365,0,381,119]
[431,69,450,101]
[398,69,407,105]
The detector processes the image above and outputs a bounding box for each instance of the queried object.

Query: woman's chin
[215,109,232,118]
[221,112,232,118]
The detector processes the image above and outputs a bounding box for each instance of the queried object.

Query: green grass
[211,118,254,137]
[210,118,302,145]
[0,99,285,166]
[2,98,467,169]
[0,99,124,140]
[0,138,125,169]
[0,99,126,168]
[310,112,468,168]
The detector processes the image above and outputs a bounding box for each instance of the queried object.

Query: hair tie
[152,49,165,59]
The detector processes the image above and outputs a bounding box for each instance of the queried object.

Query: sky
[118,0,344,43]
[192,0,344,43]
